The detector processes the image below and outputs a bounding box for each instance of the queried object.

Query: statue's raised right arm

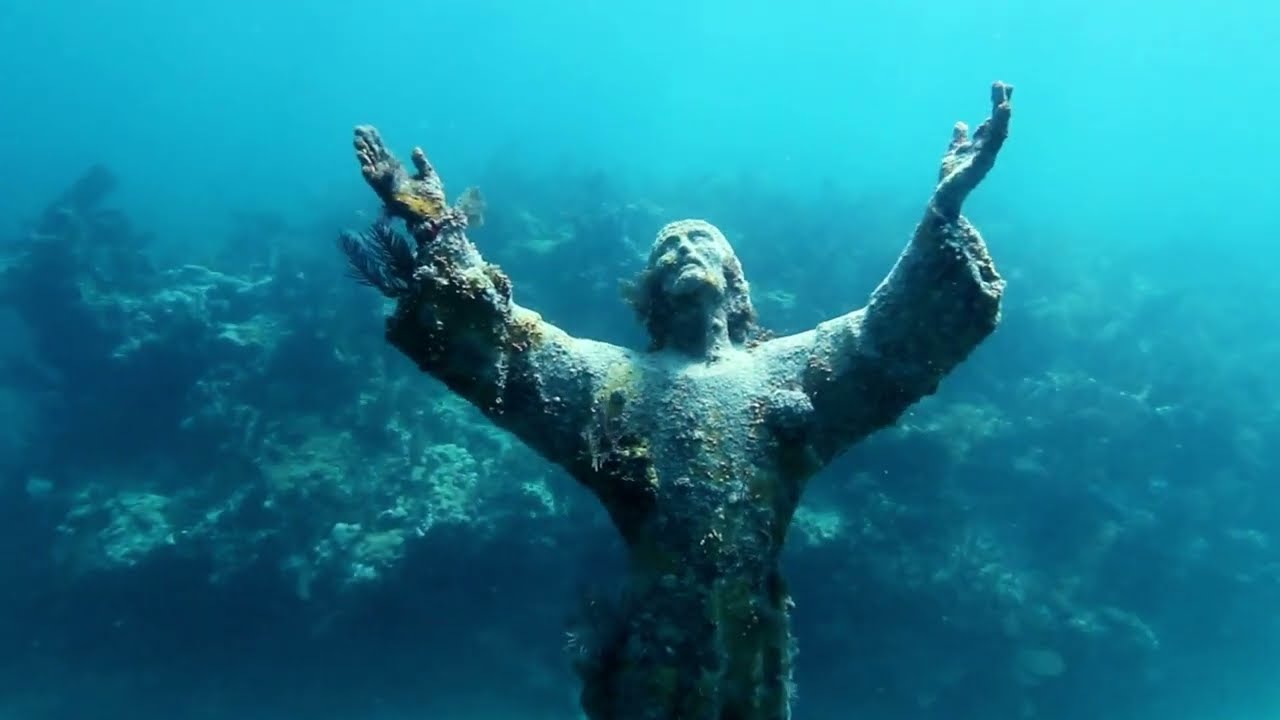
[340,127,625,484]
[800,82,1013,461]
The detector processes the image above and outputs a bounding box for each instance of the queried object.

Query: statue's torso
[568,340,815,718]
[583,339,817,560]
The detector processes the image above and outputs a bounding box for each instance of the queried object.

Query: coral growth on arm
[800,82,1013,460]
[340,126,623,481]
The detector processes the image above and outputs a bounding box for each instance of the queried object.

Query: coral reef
[0,164,572,608]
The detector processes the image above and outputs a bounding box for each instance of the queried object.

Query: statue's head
[626,219,757,353]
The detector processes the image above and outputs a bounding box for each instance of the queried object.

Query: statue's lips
[665,264,718,298]
[667,261,709,287]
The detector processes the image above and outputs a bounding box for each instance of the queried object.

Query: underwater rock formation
[342,82,1013,719]
[0,165,567,598]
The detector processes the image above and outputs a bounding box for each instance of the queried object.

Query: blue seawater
[1,1,1277,718]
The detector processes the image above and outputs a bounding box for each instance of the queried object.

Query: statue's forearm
[385,287,599,468]
[859,209,1004,390]
[347,125,603,473]
[801,233,1001,460]
[802,83,1011,455]
[861,83,1011,392]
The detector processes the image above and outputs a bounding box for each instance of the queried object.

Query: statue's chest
[632,358,815,462]
[635,364,767,466]
[590,356,818,567]
[585,354,816,526]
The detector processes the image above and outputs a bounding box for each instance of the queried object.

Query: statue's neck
[664,303,732,360]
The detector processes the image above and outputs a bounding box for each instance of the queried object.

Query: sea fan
[337,219,418,298]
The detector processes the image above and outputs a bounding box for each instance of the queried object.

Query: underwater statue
[340,81,1013,720]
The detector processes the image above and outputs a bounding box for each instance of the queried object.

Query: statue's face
[647,220,736,301]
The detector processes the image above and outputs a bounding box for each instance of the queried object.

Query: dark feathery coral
[337,219,418,298]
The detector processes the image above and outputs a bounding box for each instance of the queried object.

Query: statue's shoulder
[748,329,818,375]
[556,335,644,380]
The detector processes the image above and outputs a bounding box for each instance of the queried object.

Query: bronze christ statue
[339,81,1013,720]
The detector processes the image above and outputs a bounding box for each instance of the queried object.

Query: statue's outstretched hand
[932,81,1014,220]
[353,125,450,227]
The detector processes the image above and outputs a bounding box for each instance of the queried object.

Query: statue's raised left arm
[799,82,1013,461]
[339,127,628,491]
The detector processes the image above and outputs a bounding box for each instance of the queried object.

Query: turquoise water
[1,1,1278,718]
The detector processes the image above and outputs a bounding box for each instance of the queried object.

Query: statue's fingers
[354,125,394,173]
[991,81,1013,109]
[411,147,437,182]
[970,82,1014,151]
[972,117,993,145]
[986,81,1013,136]
[949,121,971,153]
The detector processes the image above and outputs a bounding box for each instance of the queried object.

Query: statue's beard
[665,263,724,299]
